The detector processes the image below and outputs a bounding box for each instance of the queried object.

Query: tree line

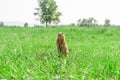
[0,0,112,27]
[0,22,29,27]
[34,0,111,27]
[77,18,111,27]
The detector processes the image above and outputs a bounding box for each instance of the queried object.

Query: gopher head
[58,32,64,40]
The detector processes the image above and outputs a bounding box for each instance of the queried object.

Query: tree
[24,22,28,27]
[70,23,75,26]
[77,19,81,26]
[0,21,4,27]
[104,19,110,26]
[81,18,88,26]
[87,17,93,27]
[34,0,62,27]
[77,18,98,27]
[93,19,98,26]
[88,17,98,27]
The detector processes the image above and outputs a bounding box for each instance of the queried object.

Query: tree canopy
[34,0,62,27]
[104,19,111,26]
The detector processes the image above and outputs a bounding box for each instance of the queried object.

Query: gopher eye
[58,32,64,36]
[58,34,60,36]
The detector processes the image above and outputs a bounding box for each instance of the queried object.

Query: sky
[0,0,120,26]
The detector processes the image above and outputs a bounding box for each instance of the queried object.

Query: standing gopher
[56,32,69,56]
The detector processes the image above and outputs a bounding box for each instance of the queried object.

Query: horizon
[0,0,120,26]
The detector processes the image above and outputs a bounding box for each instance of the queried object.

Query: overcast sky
[0,0,120,25]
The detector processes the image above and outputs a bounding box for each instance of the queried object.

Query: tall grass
[0,27,120,79]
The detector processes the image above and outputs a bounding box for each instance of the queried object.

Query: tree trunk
[45,21,48,27]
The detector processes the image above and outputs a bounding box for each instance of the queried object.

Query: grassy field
[0,26,120,80]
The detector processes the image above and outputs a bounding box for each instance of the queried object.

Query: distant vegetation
[77,17,98,27]
[77,18,112,27]
[24,23,28,27]
[0,18,113,27]
[0,21,4,27]
[104,19,111,26]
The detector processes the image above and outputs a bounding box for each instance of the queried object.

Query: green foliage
[0,27,120,79]
[77,18,98,27]
[104,19,111,26]
[0,21,4,27]
[24,23,28,27]
[34,0,62,27]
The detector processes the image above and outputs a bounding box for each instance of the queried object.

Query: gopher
[56,32,69,56]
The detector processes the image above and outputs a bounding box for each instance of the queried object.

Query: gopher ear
[58,32,60,35]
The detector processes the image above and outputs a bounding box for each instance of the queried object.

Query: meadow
[0,26,120,80]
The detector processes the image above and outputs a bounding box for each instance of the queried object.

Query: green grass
[0,27,120,80]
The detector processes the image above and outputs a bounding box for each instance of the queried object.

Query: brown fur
[56,32,69,56]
